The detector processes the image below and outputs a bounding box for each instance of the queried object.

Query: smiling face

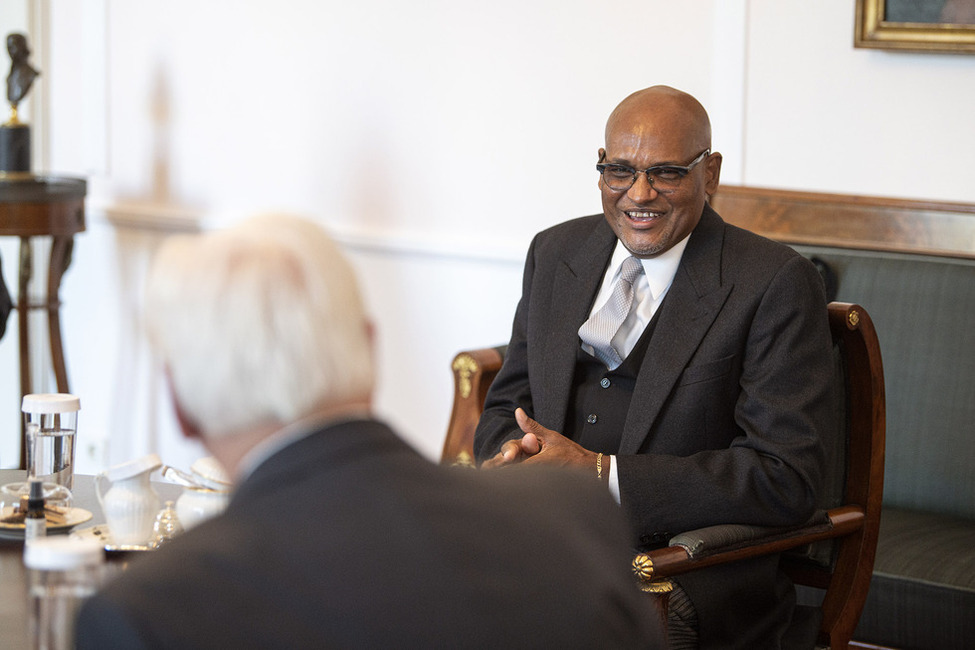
[599,87,721,258]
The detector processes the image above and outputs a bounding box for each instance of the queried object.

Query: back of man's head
[145,214,374,440]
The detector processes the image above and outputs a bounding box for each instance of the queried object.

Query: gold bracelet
[596,452,603,480]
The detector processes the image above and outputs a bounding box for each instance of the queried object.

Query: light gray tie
[579,256,644,370]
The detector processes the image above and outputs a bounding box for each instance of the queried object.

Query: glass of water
[24,394,81,507]
[25,537,105,650]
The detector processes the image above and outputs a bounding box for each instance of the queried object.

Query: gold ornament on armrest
[632,553,655,580]
[451,450,476,468]
[640,580,674,594]
[632,554,673,593]
[452,354,479,399]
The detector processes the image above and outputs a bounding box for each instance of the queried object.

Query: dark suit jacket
[76,419,661,649]
[474,206,835,648]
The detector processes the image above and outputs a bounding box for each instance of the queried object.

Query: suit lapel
[619,206,734,454]
[535,219,616,432]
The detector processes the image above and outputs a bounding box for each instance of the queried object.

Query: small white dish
[70,523,153,552]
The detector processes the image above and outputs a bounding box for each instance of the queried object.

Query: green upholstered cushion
[873,507,975,590]
[854,507,975,649]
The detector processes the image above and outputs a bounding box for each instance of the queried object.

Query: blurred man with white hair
[75,215,661,649]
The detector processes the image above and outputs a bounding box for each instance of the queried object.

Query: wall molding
[97,201,203,233]
[329,224,527,265]
[90,199,528,265]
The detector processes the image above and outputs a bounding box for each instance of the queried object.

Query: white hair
[144,214,374,439]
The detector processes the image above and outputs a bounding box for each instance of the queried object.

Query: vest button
[586,414,598,424]
[600,378,611,388]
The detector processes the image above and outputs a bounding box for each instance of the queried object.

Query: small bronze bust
[2,32,39,171]
[6,33,40,117]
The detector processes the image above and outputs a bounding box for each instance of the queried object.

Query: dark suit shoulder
[77,425,662,648]
[723,220,801,261]
[709,207,820,286]
[531,214,611,252]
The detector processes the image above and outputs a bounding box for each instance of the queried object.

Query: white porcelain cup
[176,487,230,530]
[164,457,232,530]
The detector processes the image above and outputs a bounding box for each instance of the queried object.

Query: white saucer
[0,506,93,539]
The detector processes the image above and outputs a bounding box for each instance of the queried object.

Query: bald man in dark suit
[475,86,835,649]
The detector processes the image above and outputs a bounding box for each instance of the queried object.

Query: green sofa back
[794,245,975,519]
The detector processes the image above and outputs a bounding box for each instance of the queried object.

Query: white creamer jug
[95,454,162,546]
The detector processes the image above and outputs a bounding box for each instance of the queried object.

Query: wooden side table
[0,175,86,468]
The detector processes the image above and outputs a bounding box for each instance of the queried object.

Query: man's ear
[164,367,203,440]
[704,151,723,196]
[597,148,607,190]
[365,319,376,348]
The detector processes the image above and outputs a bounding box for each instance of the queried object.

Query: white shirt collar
[607,234,690,300]
[236,409,371,483]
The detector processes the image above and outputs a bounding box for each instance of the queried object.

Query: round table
[0,469,181,648]
[0,175,86,468]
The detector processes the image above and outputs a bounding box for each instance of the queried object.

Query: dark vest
[564,309,663,454]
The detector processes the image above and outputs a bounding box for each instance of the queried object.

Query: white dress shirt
[583,236,690,502]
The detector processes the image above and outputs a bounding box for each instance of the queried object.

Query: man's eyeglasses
[597,149,710,193]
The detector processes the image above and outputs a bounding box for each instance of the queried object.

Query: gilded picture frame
[855,0,975,53]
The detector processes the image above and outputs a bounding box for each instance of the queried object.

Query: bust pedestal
[0,123,31,172]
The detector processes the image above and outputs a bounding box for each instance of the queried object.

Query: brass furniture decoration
[442,346,507,469]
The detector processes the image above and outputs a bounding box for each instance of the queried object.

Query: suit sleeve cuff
[608,455,621,504]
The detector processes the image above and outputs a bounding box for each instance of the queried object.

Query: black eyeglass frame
[596,148,711,192]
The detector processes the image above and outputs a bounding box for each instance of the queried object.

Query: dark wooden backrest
[784,302,886,644]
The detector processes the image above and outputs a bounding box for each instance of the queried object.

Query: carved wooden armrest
[633,506,865,587]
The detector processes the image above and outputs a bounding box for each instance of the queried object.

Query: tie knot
[620,256,643,284]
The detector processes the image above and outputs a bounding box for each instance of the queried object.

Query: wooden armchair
[441,302,886,649]
[441,345,507,468]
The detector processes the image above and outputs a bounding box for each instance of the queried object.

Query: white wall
[1,0,972,474]
[745,1,975,202]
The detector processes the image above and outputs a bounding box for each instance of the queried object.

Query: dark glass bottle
[24,480,46,542]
